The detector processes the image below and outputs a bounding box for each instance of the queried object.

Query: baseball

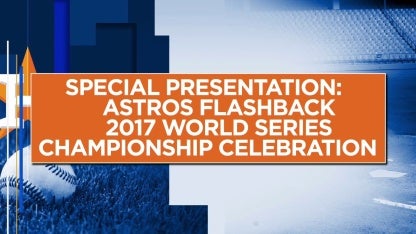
[0,146,77,203]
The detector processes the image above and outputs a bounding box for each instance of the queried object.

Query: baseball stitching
[45,164,78,186]
[0,176,47,203]
[0,164,77,203]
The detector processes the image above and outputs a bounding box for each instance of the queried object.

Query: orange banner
[31,73,386,164]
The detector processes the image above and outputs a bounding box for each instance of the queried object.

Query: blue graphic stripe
[54,0,70,72]
[19,66,24,212]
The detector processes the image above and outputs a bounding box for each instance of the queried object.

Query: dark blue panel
[70,0,128,45]
[70,0,169,73]
[0,55,18,74]
[27,0,55,72]
[0,101,5,119]
[71,23,136,72]
[128,0,170,72]
[0,0,54,72]
[54,0,70,72]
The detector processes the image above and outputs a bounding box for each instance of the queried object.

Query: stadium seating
[385,9,416,49]
[255,8,416,63]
